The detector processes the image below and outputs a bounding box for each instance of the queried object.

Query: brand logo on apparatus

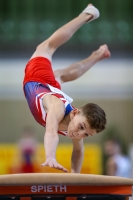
[31,185,67,193]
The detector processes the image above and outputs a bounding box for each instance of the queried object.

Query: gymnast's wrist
[46,156,56,161]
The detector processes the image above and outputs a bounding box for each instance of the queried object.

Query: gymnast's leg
[54,45,111,84]
[30,4,99,62]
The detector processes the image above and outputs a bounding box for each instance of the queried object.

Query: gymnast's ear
[70,108,80,119]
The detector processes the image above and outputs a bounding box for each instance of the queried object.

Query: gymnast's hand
[41,158,69,173]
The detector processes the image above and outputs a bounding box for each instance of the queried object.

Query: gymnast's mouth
[69,132,75,138]
[68,131,74,138]
[71,132,75,138]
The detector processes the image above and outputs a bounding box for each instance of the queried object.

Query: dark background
[0,0,133,58]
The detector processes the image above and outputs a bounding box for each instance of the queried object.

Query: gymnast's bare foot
[92,44,111,60]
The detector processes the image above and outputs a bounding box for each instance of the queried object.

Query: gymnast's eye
[85,133,88,137]
[79,124,84,130]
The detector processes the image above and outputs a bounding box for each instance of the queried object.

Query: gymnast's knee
[36,40,48,51]
[36,39,55,56]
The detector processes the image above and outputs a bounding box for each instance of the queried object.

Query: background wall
[0,58,133,144]
[0,98,133,144]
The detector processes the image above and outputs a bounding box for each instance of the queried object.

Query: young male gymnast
[23,3,111,173]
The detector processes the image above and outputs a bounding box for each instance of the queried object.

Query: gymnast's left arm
[71,139,84,173]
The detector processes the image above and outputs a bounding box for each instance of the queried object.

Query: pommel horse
[0,173,133,200]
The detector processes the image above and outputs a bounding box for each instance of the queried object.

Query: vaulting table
[0,173,133,200]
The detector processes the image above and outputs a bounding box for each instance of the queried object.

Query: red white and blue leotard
[23,57,74,136]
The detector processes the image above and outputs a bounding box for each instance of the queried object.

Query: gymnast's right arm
[41,95,68,172]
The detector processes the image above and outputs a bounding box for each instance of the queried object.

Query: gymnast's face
[67,109,96,139]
